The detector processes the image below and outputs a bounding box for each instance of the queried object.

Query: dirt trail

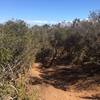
[29,63,100,100]
[39,84,100,100]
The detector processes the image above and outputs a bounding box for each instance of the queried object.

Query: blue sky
[0,0,100,24]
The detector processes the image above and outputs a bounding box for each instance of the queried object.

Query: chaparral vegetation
[0,11,100,100]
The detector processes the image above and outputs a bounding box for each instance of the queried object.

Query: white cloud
[25,20,58,25]
[0,19,59,25]
[0,19,7,23]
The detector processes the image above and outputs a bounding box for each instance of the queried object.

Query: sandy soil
[29,63,100,100]
[39,84,100,100]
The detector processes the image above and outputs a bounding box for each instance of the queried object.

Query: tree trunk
[47,48,57,67]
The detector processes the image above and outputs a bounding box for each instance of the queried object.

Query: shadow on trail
[81,94,100,100]
[29,63,100,91]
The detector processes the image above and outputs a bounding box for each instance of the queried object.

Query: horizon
[0,0,100,25]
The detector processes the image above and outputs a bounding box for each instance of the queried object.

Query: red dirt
[29,63,100,100]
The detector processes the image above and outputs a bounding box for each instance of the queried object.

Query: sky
[0,0,100,25]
